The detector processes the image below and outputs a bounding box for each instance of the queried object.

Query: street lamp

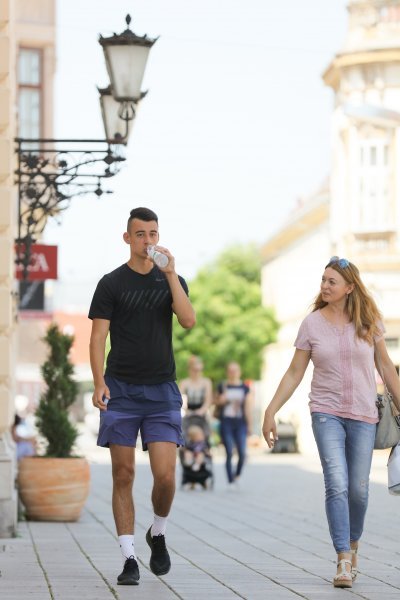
[99,14,158,103]
[15,14,157,279]
[98,85,146,144]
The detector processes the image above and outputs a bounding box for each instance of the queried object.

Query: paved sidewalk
[1,440,400,600]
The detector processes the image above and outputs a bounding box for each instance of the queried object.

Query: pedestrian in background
[89,207,195,586]
[215,361,252,489]
[179,355,213,418]
[262,256,400,589]
[11,413,36,460]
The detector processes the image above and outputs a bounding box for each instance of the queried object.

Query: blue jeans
[220,418,247,483]
[311,412,376,553]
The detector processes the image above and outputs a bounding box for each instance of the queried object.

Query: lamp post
[15,15,157,280]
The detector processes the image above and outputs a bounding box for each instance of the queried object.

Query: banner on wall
[15,244,58,281]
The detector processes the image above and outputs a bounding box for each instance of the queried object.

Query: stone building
[261,0,400,453]
[0,0,55,536]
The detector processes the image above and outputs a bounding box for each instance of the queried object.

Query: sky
[45,0,349,310]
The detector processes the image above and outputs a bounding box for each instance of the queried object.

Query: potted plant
[17,323,90,521]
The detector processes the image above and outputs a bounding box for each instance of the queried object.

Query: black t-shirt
[88,263,189,384]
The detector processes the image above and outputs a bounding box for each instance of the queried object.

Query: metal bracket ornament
[14,138,126,279]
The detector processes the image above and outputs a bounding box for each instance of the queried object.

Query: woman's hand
[216,392,227,406]
[262,410,278,448]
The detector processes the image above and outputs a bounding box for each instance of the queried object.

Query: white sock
[151,514,168,537]
[118,534,136,561]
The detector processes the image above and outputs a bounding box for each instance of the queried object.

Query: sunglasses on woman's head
[327,256,349,269]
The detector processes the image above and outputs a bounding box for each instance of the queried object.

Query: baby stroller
[180,414,214,490]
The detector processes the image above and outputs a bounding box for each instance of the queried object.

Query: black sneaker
[146,527,171,576]
[117,556,140,585]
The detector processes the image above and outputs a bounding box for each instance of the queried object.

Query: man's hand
[92,383,110,411]
[152,245,175,273]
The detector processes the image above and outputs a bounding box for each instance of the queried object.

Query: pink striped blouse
[294,310,384,424]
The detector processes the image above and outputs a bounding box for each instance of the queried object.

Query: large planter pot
[17,457,90,521]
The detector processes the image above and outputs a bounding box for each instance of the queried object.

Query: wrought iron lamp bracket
[14,137,126,279]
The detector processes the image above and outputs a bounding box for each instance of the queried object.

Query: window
[355,137,393,232]
[369,146,376,166]
[17,48,42,138]
[17,48,45,311]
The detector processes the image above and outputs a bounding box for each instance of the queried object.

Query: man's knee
[113,463,135,487]
[154,468,175,490]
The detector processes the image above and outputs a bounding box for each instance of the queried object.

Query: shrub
[35,323,79,458]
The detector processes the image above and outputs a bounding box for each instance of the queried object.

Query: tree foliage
[35,324,79,458]
[173,244,279,384]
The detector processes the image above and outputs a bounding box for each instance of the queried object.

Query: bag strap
[375,342,400,417]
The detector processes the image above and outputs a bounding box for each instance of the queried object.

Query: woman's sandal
[350,547,358,580]
[333,559,353,588]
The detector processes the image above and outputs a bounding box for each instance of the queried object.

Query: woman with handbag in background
[262,256,400,589]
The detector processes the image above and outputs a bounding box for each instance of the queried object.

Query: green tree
[35,324,79,457]
[173,243,279,384]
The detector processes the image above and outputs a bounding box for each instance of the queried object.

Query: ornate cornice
[324,48,400,88]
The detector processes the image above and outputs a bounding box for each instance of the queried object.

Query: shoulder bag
[374,347,400,450]
[388,443,400,495]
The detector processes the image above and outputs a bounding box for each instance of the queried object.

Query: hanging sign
[15,243,58,280]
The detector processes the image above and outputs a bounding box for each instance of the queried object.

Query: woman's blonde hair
[188,355,203,370]
[313,258,382,344]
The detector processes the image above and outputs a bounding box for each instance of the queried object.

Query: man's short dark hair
[127,207,158,231]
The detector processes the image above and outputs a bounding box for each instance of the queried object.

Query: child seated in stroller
[180,416,213,489]
[182,425,208,472]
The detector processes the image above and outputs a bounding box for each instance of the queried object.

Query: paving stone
[1,449,399,599]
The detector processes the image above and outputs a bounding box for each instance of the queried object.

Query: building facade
[261,0,400,453]
[0,0,55,536]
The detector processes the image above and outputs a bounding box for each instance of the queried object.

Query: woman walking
[216,361,252,488]
[262,256,400,588]
[179,355,213,418]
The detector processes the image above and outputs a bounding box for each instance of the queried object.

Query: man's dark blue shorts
[97,375,184,451]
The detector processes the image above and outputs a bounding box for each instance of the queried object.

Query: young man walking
[89,207,196,585]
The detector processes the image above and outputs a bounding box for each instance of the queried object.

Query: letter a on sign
[15,244,58,280]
